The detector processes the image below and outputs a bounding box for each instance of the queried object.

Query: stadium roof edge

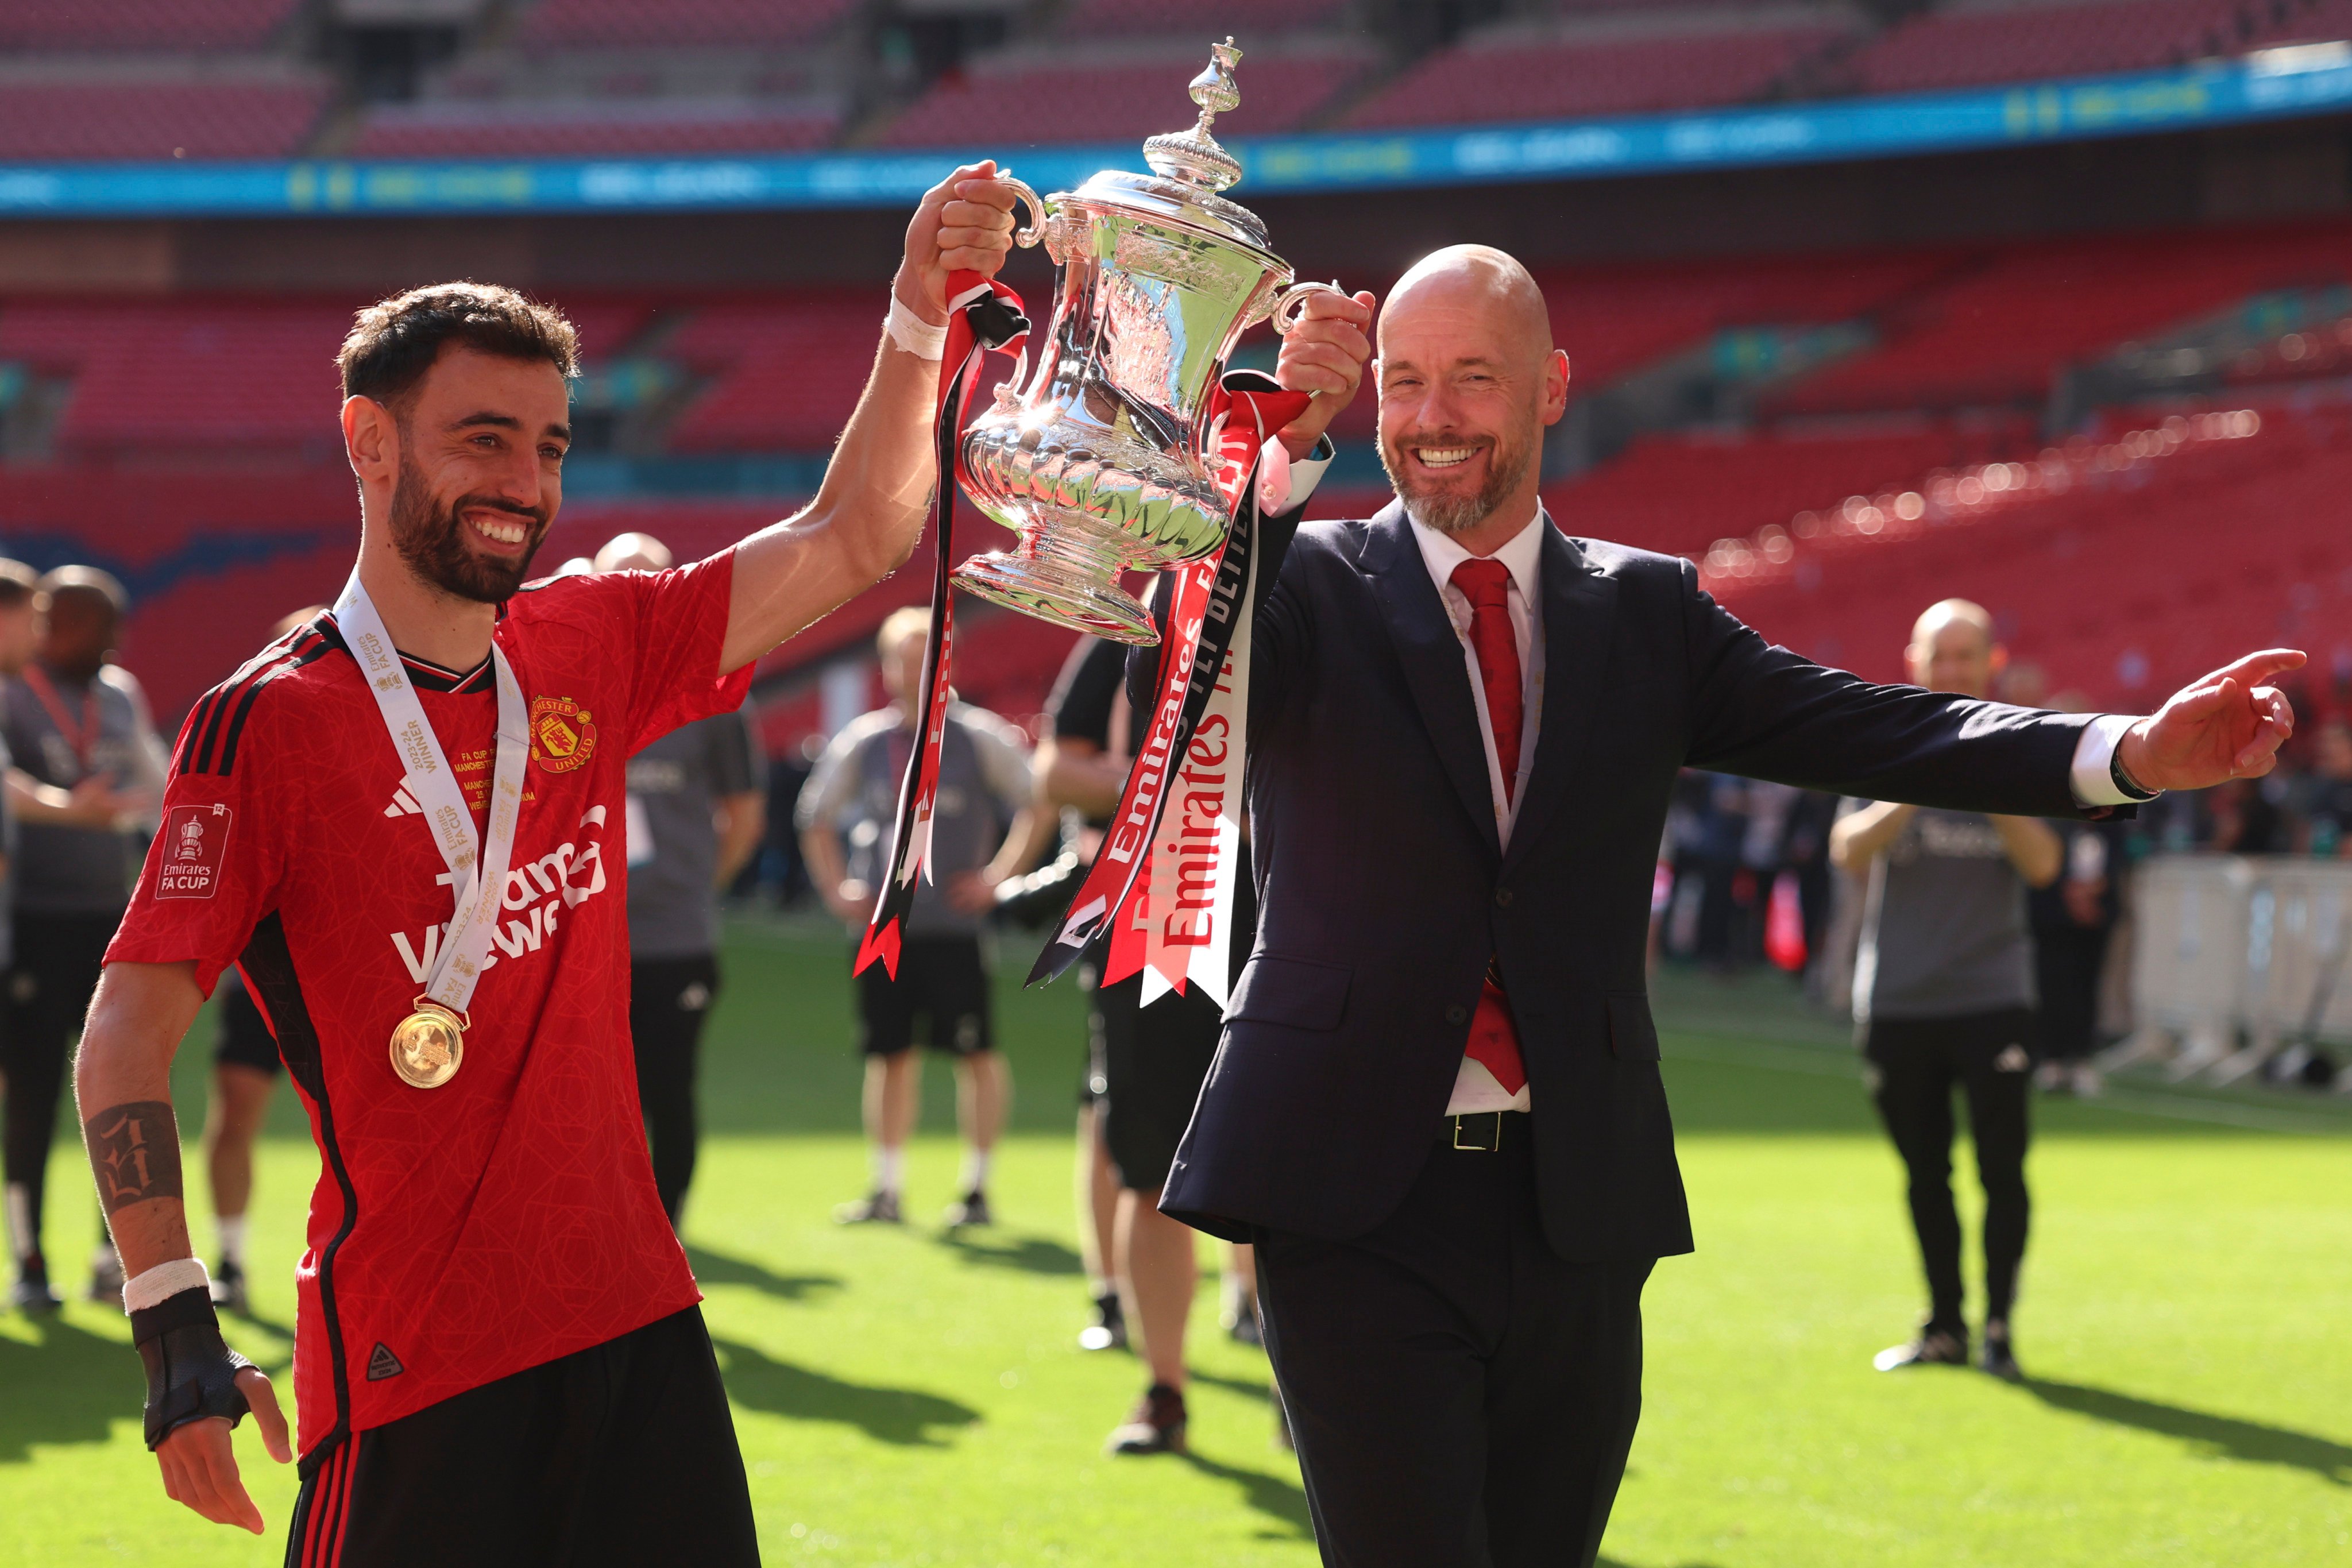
[0,48,2346,220]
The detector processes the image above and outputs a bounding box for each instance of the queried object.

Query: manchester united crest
[529,694,597,773]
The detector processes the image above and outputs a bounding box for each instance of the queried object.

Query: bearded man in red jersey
[69,164,1024,1566]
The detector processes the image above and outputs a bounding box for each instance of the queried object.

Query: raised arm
[717,163,1021,674]
[76,960,292,1534]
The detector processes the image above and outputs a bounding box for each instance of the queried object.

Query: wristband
[130,1285,253,1450]
[123,1256,210,1314]
[884,293,948,361]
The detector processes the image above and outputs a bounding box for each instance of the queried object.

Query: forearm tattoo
[86,1102,183,1215]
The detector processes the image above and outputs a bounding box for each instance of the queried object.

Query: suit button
[1445,1004,1468,1025]
[1494,888,1513,907]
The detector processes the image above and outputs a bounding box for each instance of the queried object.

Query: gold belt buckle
[1452,1113,1501,1152]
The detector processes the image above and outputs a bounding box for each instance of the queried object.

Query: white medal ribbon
[333,574,529,1022]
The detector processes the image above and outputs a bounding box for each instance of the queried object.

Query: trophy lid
[1142,38,1244,195]
[1065,38,1280,259]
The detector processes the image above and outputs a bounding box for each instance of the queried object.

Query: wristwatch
[2109,744,2160,802]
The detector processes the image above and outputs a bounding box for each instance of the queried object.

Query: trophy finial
[1144,38,1245,194]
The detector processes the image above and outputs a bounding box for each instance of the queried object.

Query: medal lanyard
[22,664,99,776]
[332,576,529,1022]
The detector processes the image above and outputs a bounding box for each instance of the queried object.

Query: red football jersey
[108,558,753,1460]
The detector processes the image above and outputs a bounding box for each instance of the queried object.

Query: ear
[342,395,397,486]
[1991,643,2011,675]
[1540,349,1570,425]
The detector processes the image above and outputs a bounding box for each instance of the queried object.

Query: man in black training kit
[598,530,768,1230]
[3,565,165,1308]
[1832,598,2061,1382]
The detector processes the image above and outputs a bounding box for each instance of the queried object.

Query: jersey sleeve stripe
[179,632,333,779]
[214,641,331,777]
[241,916,361,1467]
[182,625,319,777]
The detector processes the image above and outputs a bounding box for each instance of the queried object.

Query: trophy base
[953,551,1161,647]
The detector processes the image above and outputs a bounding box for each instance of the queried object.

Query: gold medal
[389,1000,466,1089]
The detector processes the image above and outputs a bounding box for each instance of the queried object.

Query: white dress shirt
[1402,508,2146,1117]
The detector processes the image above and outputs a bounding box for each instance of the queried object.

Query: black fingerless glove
[131,1287,253,1451]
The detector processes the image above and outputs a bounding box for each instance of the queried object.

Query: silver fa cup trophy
[954,39,1345,646]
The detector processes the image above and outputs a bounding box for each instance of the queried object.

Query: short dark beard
[389,453,549,605]
[1381,417,1536,535]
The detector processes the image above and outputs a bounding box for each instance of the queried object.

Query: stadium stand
[351,100,842,159]
[1705,402,2352,705]
[0,78,331,161]
[0,0,302,53]
[874,43,1375,148]
[1768,222,2352,414]
[1543,422,2036,561]
[1338,11,1852,129]
[1059,0,1357,40]
[1849,0,2285,95]
[517,0,858,51]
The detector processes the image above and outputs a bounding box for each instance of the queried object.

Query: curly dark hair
[337,281,579,409]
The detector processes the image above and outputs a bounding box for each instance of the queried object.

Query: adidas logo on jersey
[384,786,422,818]
[366,1343,404,1381]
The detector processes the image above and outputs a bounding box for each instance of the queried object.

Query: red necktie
[1449,558,1527,1096]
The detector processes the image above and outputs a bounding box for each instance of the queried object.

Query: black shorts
[1091,972,1224,1193]
[855,933,992,1057]
[215,969,283,1076]
[285,1304,755,1568]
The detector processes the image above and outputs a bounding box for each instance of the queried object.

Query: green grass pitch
[4,917,2347,1565]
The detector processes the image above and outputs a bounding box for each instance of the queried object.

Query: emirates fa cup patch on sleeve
[155,804,232,899]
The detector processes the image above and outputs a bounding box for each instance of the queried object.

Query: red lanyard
[22,664,100,775]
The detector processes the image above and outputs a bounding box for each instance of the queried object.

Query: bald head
[1907,597,2002,698]
[1382,246,1554,364]
[1374,245,1569,544]
[593,531,672,574]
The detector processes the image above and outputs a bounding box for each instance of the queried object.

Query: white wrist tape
[124,1257,211,1314]
[884,294,948,361]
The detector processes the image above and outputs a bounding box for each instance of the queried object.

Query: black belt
[1438,1110,1528,1152]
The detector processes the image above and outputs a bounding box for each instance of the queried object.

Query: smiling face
[375,345,571,604]
[1374,248,1569,540]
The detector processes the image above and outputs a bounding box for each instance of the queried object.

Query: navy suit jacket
[1157,501,2105,1262]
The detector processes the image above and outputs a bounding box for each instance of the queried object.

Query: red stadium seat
[0,0,303,52]
[0,78,330,161]
[1851,0,2266,94]
[518,0,858,50]
[1341,20,1848,129]
[351,102,841,160]
[873,46,1372,148]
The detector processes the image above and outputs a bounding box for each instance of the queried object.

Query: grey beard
[1382,435,1533,535]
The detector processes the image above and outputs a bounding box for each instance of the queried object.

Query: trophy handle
[1001,176,1053,249]
[1269,280,1347,335]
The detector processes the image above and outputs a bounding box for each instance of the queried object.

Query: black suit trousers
[1254,1130,1654,1568]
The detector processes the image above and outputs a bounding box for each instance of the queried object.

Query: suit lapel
[1361,503,1501,859]
[1503,519,1616,871]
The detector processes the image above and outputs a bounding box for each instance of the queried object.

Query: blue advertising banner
[0,45,2346,219]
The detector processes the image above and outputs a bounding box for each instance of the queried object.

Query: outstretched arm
[2114,649,2302,792]
[76,960,292,1534]
[717,163,1021,674]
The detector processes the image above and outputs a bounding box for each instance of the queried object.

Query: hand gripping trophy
[857,38,1353,983]
[953,38,1346,644]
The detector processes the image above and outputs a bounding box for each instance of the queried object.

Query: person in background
[1830,598,2063,1384]
[3,565,163,1310]
[1031,635,1134,1353]
[1045,634,1282,1456]
[2298,719,2352,855]
[799,607,1042,1228]
[597,532,767,1229]
[2030,816,2128,1098]
[198,607,325,1317]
